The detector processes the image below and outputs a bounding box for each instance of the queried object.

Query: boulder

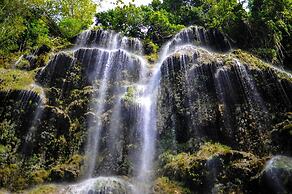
[259,156,292,194]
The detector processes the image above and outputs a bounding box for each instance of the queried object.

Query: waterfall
[22,84,46,156]
[71,29,154,191]
[53,25,282,194]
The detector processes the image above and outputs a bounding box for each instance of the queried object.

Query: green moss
[29,169,49,186]
[0,68,42,93]
[48,154,84,182]
[283,123,292,131]
[153,177,191,194]
[122,86,136,104]
[26,185,59,194]
[159,142,264,193]
[232,49,269,70]
[231,49,292,82]
[271,156,292,170]
[196,142,231,158]
[145,53,159,64]
[0,163,28,191]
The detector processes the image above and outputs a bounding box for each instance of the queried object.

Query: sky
[95,0,153,12]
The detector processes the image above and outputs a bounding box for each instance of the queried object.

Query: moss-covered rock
[48,155,84,182]
[153,177,191,194]
[159,142,265,193]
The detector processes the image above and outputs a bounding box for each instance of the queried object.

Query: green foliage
[0,120,19,165]
[57,0,96,38]
[0,120,18,149]
[122,86,136,104]
[59,18,84,38]
[0,0,96,60]
[146,9,185,44]
[96,4,185,47]
[97,4,147,38]
[248,0,292,66]
[95,0,291,67]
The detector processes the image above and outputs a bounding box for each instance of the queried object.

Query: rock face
[0,27,292,193]
[158,46,292,156]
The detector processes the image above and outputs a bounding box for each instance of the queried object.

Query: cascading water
[79,45,147,178]
[22,84,46,156]
[62,29,153,193]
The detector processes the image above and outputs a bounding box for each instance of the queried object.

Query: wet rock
[271,113,292,155]
[37,52,75,88]
[259,156,292,194]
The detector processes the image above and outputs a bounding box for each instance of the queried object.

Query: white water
[62,177,136,194]
[75,30,152,183]
[85,51,113,177]
[234,60,267,111]
[22,84,46,155]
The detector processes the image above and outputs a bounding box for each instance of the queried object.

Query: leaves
[0,0,96,55]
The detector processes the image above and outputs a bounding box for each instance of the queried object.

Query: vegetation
[96,0,292,67]
[0,0,96,65]
[96,4,184,54]
[0,68,37,91]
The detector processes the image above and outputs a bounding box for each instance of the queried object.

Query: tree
[248,0,292,65]
[0,0,97,60]
[56,0,96,38]
[96,4,184,43]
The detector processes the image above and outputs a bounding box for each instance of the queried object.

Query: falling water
[13,54,24,69]
[22,84,46,156]
[84,51,113,177]
[107,95,124,167]
[234,60,267,111]
[72,29,151,183]
[133,29,220,190]
[214,66,237,138]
